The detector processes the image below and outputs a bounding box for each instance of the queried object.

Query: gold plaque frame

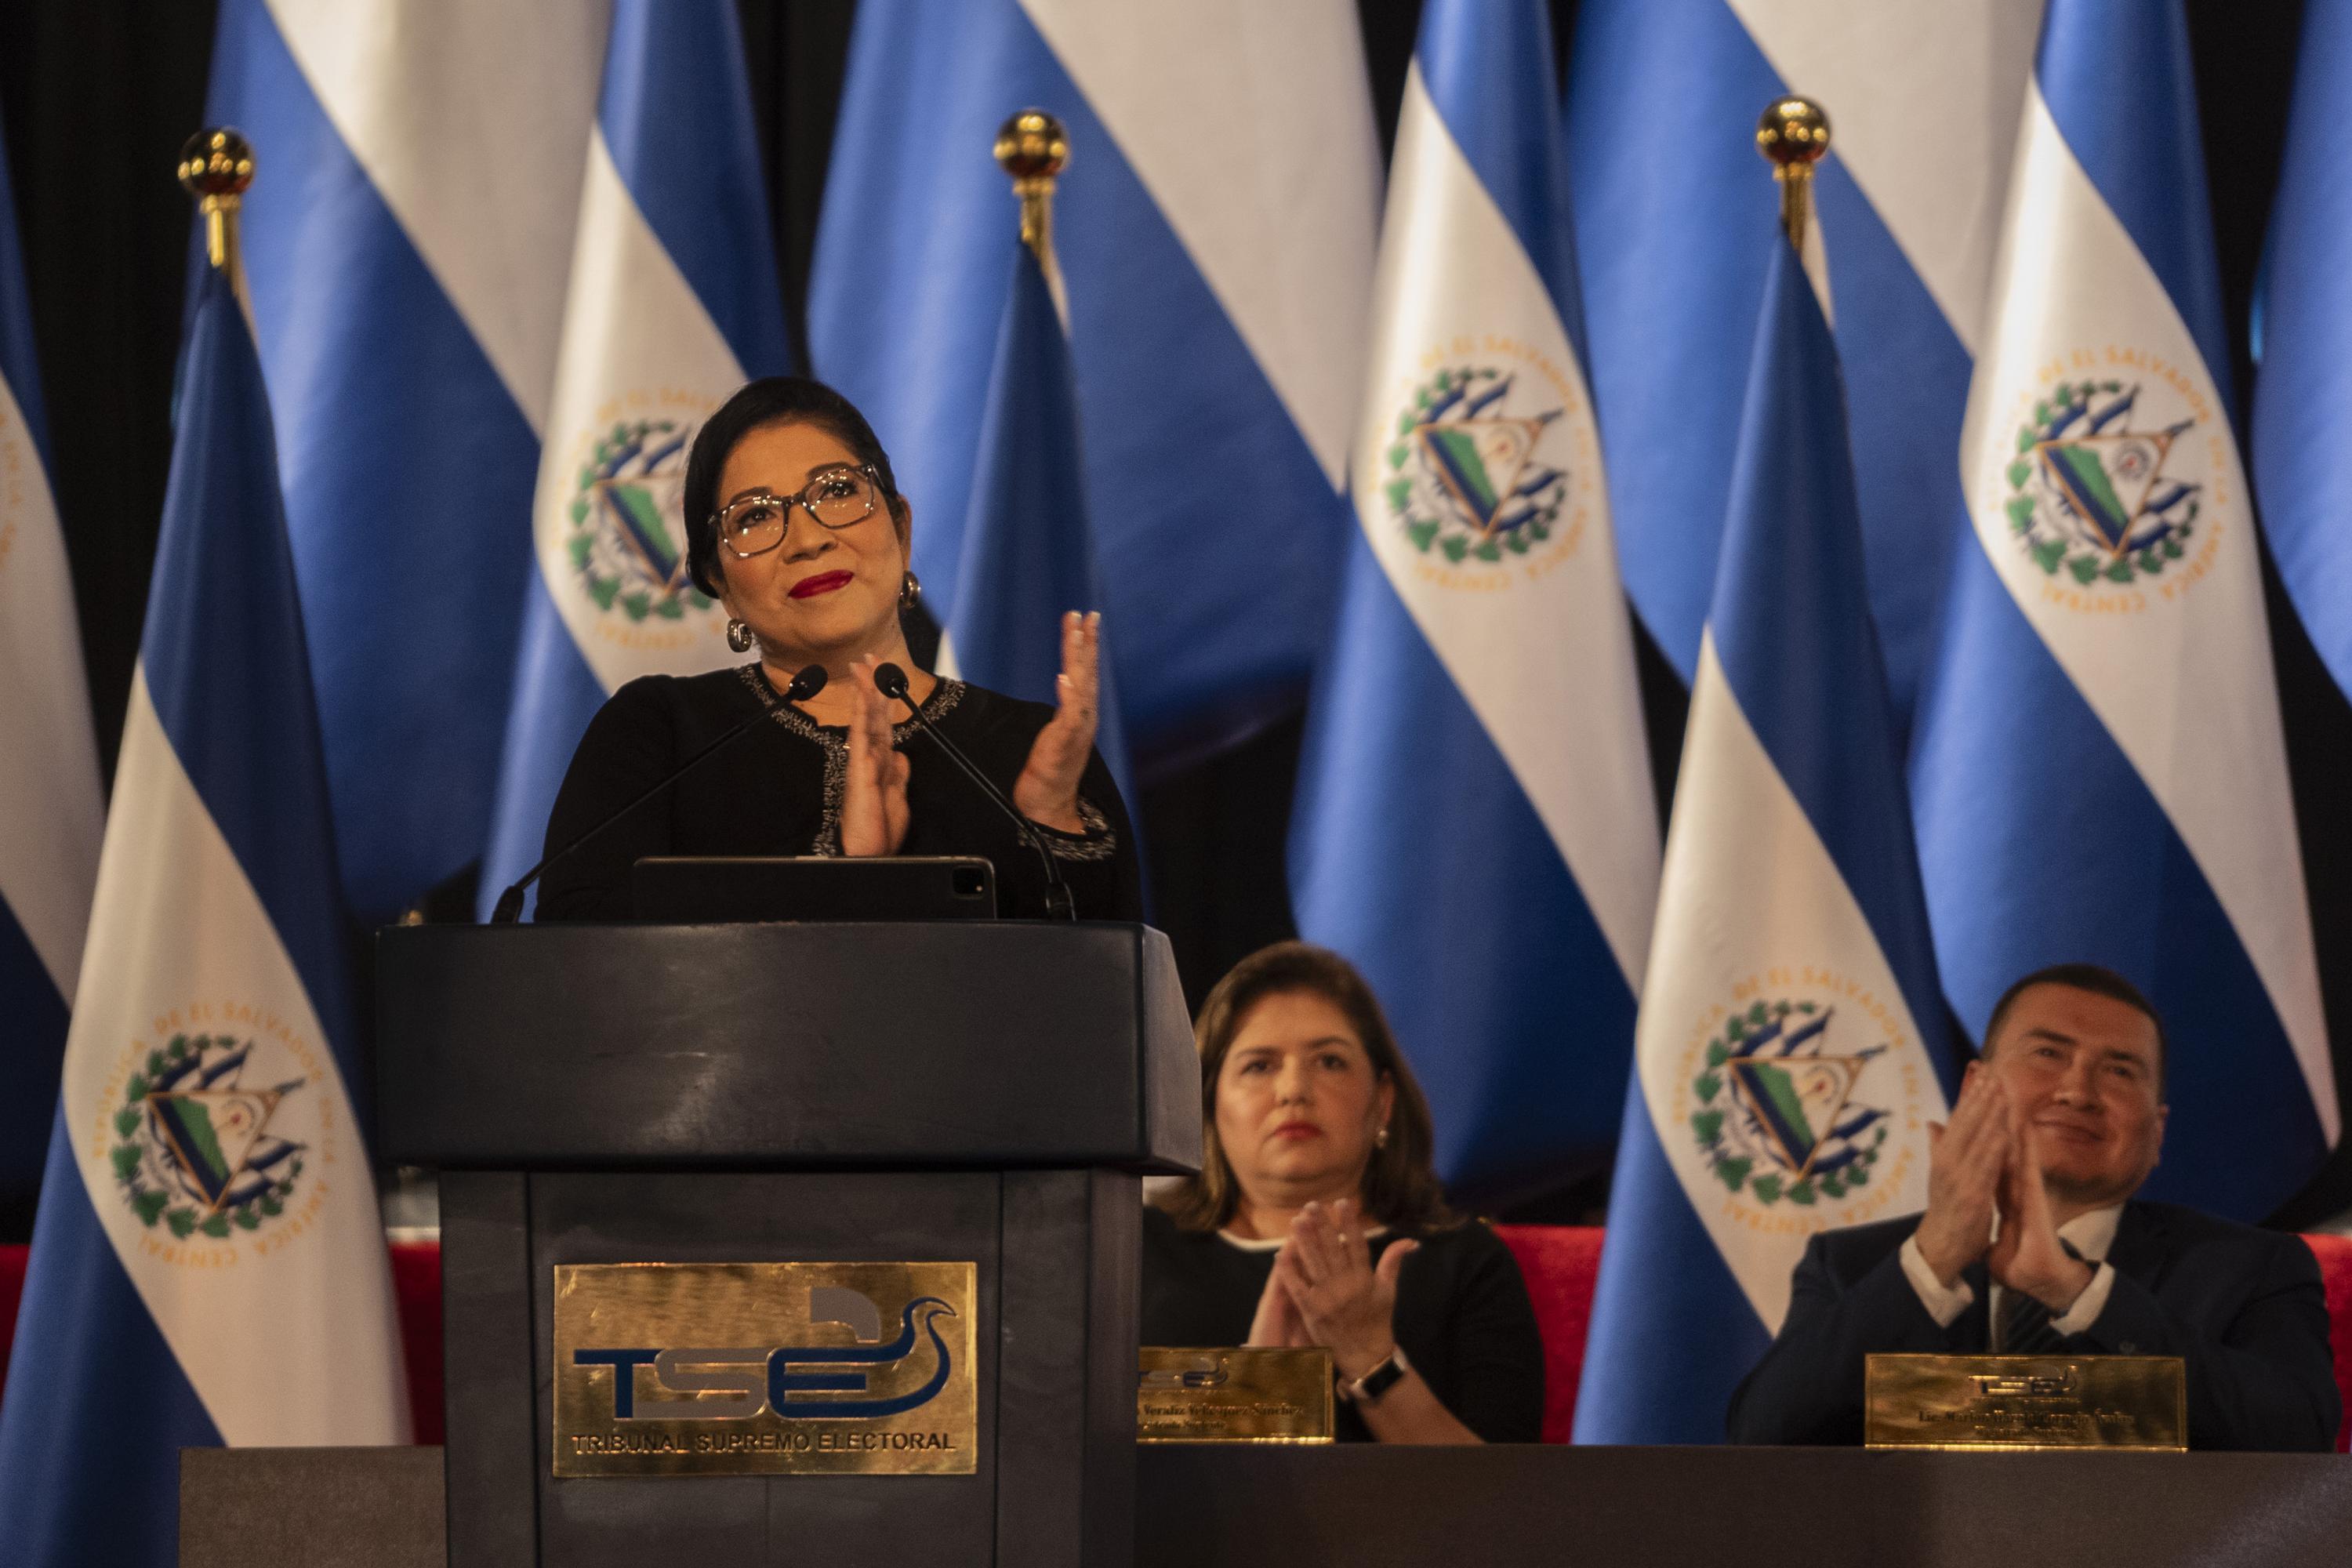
[1137,1347,1334,1443]
[1866,1353,2187,1450]
[552,1261,978,1477]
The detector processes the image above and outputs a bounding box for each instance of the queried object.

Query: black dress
[537,665,1143,922]
[1139,1205,1545,1443]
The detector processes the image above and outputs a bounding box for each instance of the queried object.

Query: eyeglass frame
[710,463,895,561]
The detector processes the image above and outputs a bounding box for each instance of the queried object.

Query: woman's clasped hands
[1249,1196,1420,1384]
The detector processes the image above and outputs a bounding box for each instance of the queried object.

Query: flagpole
[995,109,1071,323]
[1755,96,1830,256]
[176,127,254,281]
[993,108,1067,259]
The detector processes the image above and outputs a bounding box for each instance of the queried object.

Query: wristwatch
[1341,1345,1409,1405]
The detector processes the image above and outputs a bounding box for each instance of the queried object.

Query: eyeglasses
[713,464,887,559]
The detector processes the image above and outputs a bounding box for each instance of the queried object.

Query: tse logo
[574,1290,957,1421]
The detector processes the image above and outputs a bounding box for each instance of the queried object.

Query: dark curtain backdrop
[2,0,2343,1226]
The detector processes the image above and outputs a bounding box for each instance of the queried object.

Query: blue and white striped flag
[945,209,1140,823]
[2252,0,2352,706]
[0,258,407,1567]
[1577,220,1955,1445]
[478,0,793,914]
[1290,0,1658,1195]
[0,111,103,1187]
[1910,0,2334,1219]
[1568,0,2041,733]
[204,0,608,917]
[810,0,1377,768]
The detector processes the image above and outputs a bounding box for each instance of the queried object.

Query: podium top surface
[375,921,1200,1173]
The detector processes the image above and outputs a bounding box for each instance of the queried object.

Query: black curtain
[3,0,2343,1225]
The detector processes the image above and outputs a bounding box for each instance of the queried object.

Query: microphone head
[786,664,829,702]
[873,662,912,701]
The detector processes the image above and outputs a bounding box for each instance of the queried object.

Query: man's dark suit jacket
[1725,1200,2340,1450]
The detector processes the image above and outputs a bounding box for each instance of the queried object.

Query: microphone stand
[874,662,1076,921]
[488,663,827,923]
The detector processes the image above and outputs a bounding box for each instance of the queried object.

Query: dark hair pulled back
[683,376,906,598]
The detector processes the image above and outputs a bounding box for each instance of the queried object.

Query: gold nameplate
[1137,1347,1334,1443]
[1866,1354,2187,1450]
[552,1262,977,1477]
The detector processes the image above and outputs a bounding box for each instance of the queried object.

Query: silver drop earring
[726,618,755,653]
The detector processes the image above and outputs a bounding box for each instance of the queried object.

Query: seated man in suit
[1727,963,2339,1451]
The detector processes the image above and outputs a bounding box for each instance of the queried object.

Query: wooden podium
[376,922,1198,1568]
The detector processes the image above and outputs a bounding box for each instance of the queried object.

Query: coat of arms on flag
[557,393,727,646]
[566,413,712,627]
[1668,967,1936,1239]
[1998,373,2213,594]
[1685,993,1905,1214]
[110,1029,311,1246]
[1382,360,1589,575]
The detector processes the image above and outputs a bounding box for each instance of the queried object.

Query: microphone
[488,663,828,924]
[873,662,1076,921]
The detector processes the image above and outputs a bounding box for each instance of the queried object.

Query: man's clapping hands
[1916,1070,2095,1312]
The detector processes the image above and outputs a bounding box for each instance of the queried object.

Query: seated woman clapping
[1142,942,1544,1443]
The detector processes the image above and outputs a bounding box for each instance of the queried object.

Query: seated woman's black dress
[537,665,1143,921]
[1140,1205,1545,1443]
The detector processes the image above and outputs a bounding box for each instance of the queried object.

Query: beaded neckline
[735,662,964,742]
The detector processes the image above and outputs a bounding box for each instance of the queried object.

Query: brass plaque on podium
[552,1261,977,1477]
[1866,1354,2187,1450]
[1137,1347,1334,1443]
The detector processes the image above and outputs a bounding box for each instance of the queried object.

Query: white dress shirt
[1898,1204,2123,1341]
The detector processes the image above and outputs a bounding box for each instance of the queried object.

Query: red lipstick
[789,570,854,600]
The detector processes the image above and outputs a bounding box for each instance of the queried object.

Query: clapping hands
[1011,612,1099,834]
[837,614,1100,855]
[839,653,910,858]
[1245,1198,1419,1381]
[1917,1071,2094,1311]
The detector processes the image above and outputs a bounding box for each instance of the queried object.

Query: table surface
[1134,1444,2352,1568]
[182,1443,2352,1568]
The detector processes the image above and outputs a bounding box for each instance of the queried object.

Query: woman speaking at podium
[536,376,1141,921]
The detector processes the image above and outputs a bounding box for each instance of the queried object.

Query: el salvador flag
[204,0,609,918]
[1576,216,1955,1446]
[945,201,1141,825]
[2252,0,2352,706]
[1568,0,2042,735]
[0,256,407,1567]
[478,0,794,916]
[1289,0,1658,1197]
[1910,0,2335,1221]
[0,110,104,1189]
[810,0,1377,769]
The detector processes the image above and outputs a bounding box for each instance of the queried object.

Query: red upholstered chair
[0,1245,21,1408]
[389,1239,445,1443]
[1494,1225,1602,1444]
[2302,1232,2352,1453]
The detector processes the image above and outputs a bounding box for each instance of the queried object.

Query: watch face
[1357,1359,1406,1402]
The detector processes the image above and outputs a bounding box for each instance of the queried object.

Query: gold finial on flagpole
[993,109,1069,260]
[178,128,256,274]
[1755,96,1830,256]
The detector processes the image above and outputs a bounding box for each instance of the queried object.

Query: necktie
[1991,1239,2088,1354]
[1994,1288,2069,1354]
